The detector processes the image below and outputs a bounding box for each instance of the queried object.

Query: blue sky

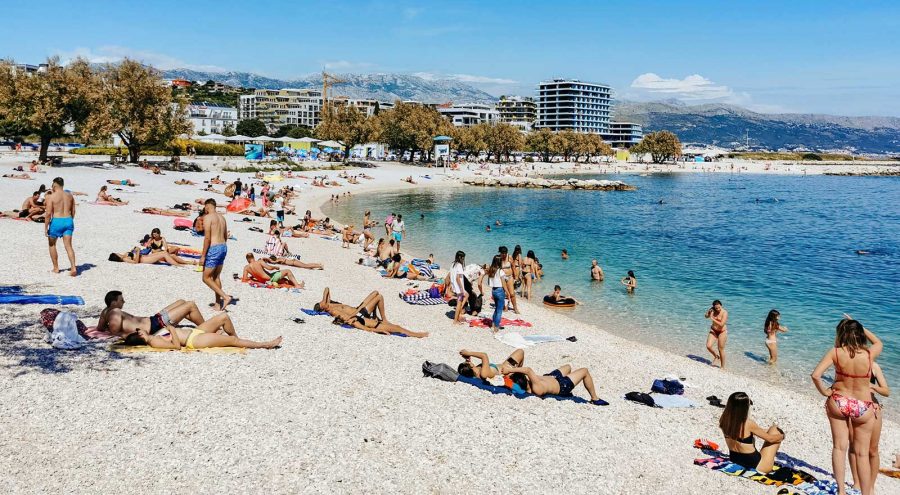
[2,0,899,116]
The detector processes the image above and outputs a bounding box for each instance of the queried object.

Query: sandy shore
[0,152,897,494]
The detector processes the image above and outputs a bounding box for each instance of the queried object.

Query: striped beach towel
[252,248,301,260]
[399,291,446,306]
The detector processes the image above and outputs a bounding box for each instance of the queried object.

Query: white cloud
[630,73,737,100]
[54,46,226,72]
[413,72,517,84]
[323,60,375,70]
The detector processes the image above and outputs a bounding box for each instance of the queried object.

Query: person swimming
[561,249,569,260]
[620,270,637,293]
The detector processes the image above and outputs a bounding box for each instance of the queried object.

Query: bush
[70,140,243,157]
[801,153,823,161]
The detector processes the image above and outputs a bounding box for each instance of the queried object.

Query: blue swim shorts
[204,243,228,268]
[392,232,402,242]
[48,217,74,238]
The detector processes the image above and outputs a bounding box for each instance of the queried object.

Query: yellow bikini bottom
[186,328,204,349]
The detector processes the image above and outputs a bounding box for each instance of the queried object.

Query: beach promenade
[0,153,898,494]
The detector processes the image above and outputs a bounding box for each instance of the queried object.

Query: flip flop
[591,399,609,406]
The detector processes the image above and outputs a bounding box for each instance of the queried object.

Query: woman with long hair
[764,309,789,364]
[704,299,728,368]
[811,317,883,495]
[450,250,468,324]
[849,361,890,493]
[718,392,785,472]
[482,255,507,332]
[520,250,538,299]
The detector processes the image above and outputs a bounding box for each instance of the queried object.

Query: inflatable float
[543,296,576,308]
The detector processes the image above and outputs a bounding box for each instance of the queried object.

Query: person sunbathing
[96,185,128,205]
[123,311,282,350]
[174,179,196,185]
[242,253,305,288]
[505,363,605,405]
[314,288,388,322]
[3,173,31,179]
[107,179,137,186]
[14,191,45,221]
[332,311,428,338]
[141,207,190,217]
[144,228,183,255]
[210,175,224,185]
[267,254,323,270]
[458,349,524,380]
[98,291,205,338]
[342,225,360,248]
[108,247,196,266]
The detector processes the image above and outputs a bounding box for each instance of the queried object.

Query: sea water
[323,172,899,393]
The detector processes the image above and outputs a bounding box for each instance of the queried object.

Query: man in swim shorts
[391,214,405,247]
[242,253,304,288]
[200,198,232,311]
[44,177,77,276]
[97,290,206,337]
[505,363,605,405]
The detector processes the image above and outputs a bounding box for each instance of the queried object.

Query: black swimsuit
[728,434,761,469]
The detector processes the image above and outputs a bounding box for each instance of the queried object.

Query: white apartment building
[239,88,323,130]
[187,102,238,134]
[497,96,537,131]
[437,103,500,127]
[537,79,612,134]
[603,122,644,148]
[332,97,394,116]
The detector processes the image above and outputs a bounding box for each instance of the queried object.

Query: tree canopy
[236,118,267,137]
[633,130,682,163]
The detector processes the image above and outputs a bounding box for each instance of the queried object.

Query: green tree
[81,59,191,163]
[236,118,267,137]
[525,127,554,162]
[286,125,313,139]
[450,124,487,160]
[485,123,525,162]
[553,130,578,162]
[0,57,98,162]
[221,124,236,137]
[633,130,682,163]
[315,105,371,162]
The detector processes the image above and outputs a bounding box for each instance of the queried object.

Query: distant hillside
[614,100,900,154]
[161,69,496,104]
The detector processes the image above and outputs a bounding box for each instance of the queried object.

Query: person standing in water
[764,309,789,364]
[591,260,604,281]
[44,177,77,276]
[200,198,232,311]
[620,270,637,293]
[705,300,729,368]
[561,249,569,260]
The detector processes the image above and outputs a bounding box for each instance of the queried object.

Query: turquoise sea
[323,172,899,393]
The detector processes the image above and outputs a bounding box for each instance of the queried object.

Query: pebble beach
[1,153,898,494]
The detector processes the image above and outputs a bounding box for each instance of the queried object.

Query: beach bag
[47,311,87,350]
[40,308,87,338]
[422,361,459,382]
[428,285,441,298]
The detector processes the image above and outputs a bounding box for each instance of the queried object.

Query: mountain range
[163,68,900,154]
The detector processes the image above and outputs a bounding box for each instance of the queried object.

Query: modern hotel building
[536,79,612,134]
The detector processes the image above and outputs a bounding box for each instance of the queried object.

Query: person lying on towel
[122,312,282,351]
[98,291,205,338]
[505,364,605,405]
[242,253,305,288]
[314,287,388,322]
[458,348,524,380]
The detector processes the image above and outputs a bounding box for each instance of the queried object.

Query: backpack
[422,361,459,382]
[651,379,684,395]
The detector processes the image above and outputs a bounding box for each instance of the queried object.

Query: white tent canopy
[296,137,320,143]
[253,136,278,142]
[225,135,253,142]
[317,140,344,148]
[197,133,226,141]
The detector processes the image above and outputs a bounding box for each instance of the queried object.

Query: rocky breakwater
[463,176,636,191]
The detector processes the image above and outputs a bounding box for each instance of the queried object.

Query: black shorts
[545,369,575,396]
[18,209,29,218]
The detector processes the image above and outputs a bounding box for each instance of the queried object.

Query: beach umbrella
[254,136,277,142]
[317,140,343,148]
[323,147,333,153]
[296,137,320,143]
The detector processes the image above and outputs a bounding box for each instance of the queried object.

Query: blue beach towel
[456,375,607,405]
[301,308,330,316]
[0,286,24,294]
[0,294,84,305]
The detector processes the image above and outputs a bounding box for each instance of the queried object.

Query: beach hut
[434,135,452,169]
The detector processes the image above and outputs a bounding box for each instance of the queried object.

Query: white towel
[48,311,86,350]
[494,332,567,348]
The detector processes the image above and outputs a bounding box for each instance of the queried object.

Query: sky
[2,0,899,116]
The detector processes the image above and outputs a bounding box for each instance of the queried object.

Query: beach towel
[173,218,193,229]
[409,259,436,278]
[692,441,828,494]
[456,375,607,405]
[88,200,124,206]
[649,393,696,408]
[252,248,301,260]
[468,316,532,328]
[110,343,247,355]
[301,308,330,316]
[242,280,302,293]
[136,209,188,217]
[0,294,84,305]
[46,311,87,350]
[399,291,446,305]
[191,230,236,240]
[494,332,568,348]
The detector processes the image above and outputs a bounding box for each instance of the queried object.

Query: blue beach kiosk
[433,135,452,170]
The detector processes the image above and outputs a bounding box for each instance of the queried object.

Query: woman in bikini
[763,309,789,364]
[704,299,728,368]
[520,250,538,300]
[498,246,519,314]
[457,348,524,380]
[620,270,637,293]
[811,317,883,495]
[718,392,785,472]
[123,312,282,350]
[333,311,428,338]
[96,185,128,205]
[108,247,196,266]
[144,228,182,255]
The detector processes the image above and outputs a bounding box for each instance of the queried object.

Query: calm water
[323,173,900,393]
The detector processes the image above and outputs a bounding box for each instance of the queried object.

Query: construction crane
[321,70,346,121]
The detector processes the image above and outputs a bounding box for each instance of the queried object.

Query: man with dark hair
[457,348,524,380]
[199,198,232,310]
[45,176,77,276]
[314,287,387,322]
[505,363,605,405]
[97,291,206,337]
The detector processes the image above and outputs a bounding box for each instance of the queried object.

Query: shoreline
[1,154,898,494]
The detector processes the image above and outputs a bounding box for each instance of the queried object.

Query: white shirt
[449,263,465,293]
[392,220,404,233]
[489,270,506,288]
[275,197,284,210]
